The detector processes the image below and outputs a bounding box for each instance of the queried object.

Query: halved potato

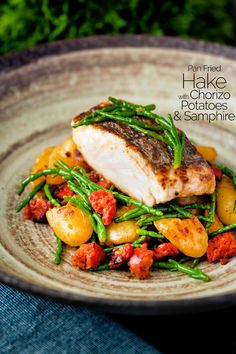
[195,145,217,162]
[154,216,208,257]
[31,146,54,189]
[47,136,85,185]
[216,175,236,225]
[115,205,135,218]
[204,211,223,233]
[105,206,139,246]
[46,202,93,247]
[106,221,139,246]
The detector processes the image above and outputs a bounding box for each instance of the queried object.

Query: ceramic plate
[1,35,236,315]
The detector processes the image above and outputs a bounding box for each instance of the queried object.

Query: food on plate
[72,242,106,269]
[106,219,139,246]
[216,175,236,225]
[31,147,54,188]
[46,202,93,247]
[16,97,236,280]
[72,100,215,206]
[205,213,223,234]
[195,145,217,162]
[153,216,208,258]
[207,231,236,264]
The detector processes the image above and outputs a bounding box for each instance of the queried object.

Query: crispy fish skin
[72,102,215,206]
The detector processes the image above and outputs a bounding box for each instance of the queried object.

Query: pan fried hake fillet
[72,102,215,206]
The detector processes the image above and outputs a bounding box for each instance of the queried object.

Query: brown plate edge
[0,35,236,73]
[1,34,236,315]
[1,270,236,316]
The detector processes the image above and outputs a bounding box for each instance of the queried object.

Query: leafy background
[0,0,235,56]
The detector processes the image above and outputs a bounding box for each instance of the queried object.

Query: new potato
[154,216,208,257]
[216,175,236,225]
[204,210,223,233]
[31,146,54,189]
[105,206,139,246]
[46,202,93,246]
[195,145,217,162]
[47,137,80,185]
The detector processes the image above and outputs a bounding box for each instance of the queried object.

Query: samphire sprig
[153,259,209,282]
[72,97,184,169]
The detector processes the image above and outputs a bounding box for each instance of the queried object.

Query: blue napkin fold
[0,283,161,354]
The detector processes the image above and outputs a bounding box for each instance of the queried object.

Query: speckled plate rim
[1,35,236,315]
[1,270,236,315]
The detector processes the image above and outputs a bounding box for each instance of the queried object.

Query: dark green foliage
[0,0,235,55]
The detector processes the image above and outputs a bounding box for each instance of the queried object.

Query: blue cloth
[0,284,161,354]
